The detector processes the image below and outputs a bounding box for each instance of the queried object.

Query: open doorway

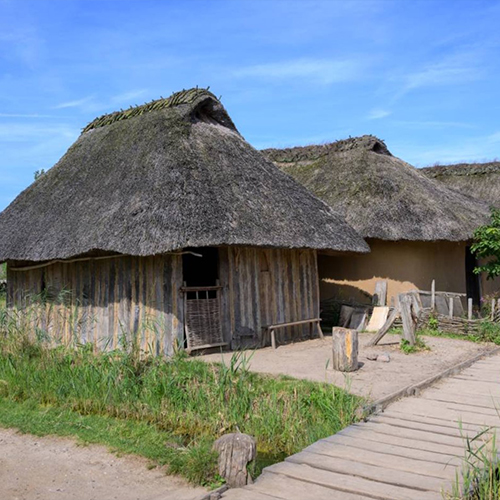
[181,247,225,352]
[465,246,481,307]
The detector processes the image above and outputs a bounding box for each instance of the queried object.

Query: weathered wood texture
[221,248,319,348]
[222,352,500,500]
[399,294,417,345]
[331,328,358,372]
[213,433,256,487]
[7,255,184,354]
[372,280,387,306]
[7,247,320,352]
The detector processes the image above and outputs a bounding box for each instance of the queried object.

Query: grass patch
[0,311,363,486]
[446,427,500,499]
[400,336,430,354]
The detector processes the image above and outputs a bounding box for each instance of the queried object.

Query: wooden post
[431,280,436,311]
[332,328,358,372]
[270,329,276,349]
[400,294,416,346]
[492,299,496,321]
[468,298,473,320]
[449,297,454,319]
[373,280,387,307]
[316,320,324,339]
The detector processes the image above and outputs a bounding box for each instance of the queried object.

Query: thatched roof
[263,136,490,242]
[0,89,368,262]
[422,162,500,209]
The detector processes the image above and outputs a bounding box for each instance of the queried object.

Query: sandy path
[200,334,496,401]
[0,428,207,500]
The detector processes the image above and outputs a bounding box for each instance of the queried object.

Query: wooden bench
[263,318,323,349]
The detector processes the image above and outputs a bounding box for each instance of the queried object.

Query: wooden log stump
[213,433,256,487]
[332,327,358,372]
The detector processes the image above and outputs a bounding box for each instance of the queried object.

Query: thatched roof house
[0,88,367,352]
[263,136,493,305]
[422,162,500,209]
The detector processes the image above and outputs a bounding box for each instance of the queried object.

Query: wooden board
[365,306,389,332]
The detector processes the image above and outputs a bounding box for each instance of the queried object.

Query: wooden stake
[492,299,496,321]
[431,280,436,311]
[449,297,454,319]
[468,298,473,320]
[400,294,416,346]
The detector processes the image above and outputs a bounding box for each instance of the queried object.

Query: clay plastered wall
[480,266,500,298]
[319,239,468,305]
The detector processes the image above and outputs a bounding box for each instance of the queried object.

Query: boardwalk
[221,353,500,500]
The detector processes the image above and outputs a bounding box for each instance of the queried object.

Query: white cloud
[233,58,365,85]
[367,108,391,120]
[398,51,483,98]
[53,96,95,109]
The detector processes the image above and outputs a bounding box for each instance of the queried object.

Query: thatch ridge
[422,162,500,178]
[263,136,490,242]
[82,88,219,133]
[263,135,392,164]
[0,89,368,262]
[422,162,500,208]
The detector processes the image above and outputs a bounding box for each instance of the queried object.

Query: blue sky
[1,0,500,211]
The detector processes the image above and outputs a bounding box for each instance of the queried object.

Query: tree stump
[332,327,358,372]
[213,433,256,487]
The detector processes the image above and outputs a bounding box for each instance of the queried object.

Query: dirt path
[0,428,207,500]
[200,334,496,401]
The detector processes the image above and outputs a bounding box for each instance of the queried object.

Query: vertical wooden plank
[449,297,454,319]
[173,253,184,348]
[431,280,436,311]
[108,259,116,350]
[227,247,236,342]
[252,248,261,343]
[312,250,321,320]
[218,247,232,345]
[153,256,163,356]
[232,248,242,339]
[163,254,173,355]
[468,298,473,320]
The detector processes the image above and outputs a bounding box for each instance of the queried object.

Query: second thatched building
[264,136,493,307]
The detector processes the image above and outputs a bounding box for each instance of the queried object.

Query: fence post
[431,280,436,311]
[468,298,473,320]
[449,297,454,319]
[492,299,496,321]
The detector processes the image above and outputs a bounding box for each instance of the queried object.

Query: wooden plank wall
[7,255,184,355]
[222,248,320,348]
[7,247,321,353]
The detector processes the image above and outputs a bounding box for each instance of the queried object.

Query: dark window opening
[465,246,481,307]
[182,247,219,290]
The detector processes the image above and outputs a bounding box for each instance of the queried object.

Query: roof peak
[82,87,219,134]
[262,135,391,164]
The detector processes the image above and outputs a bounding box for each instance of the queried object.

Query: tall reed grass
[0,299,362,485]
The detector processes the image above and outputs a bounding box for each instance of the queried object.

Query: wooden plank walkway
[221,353,500,500]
